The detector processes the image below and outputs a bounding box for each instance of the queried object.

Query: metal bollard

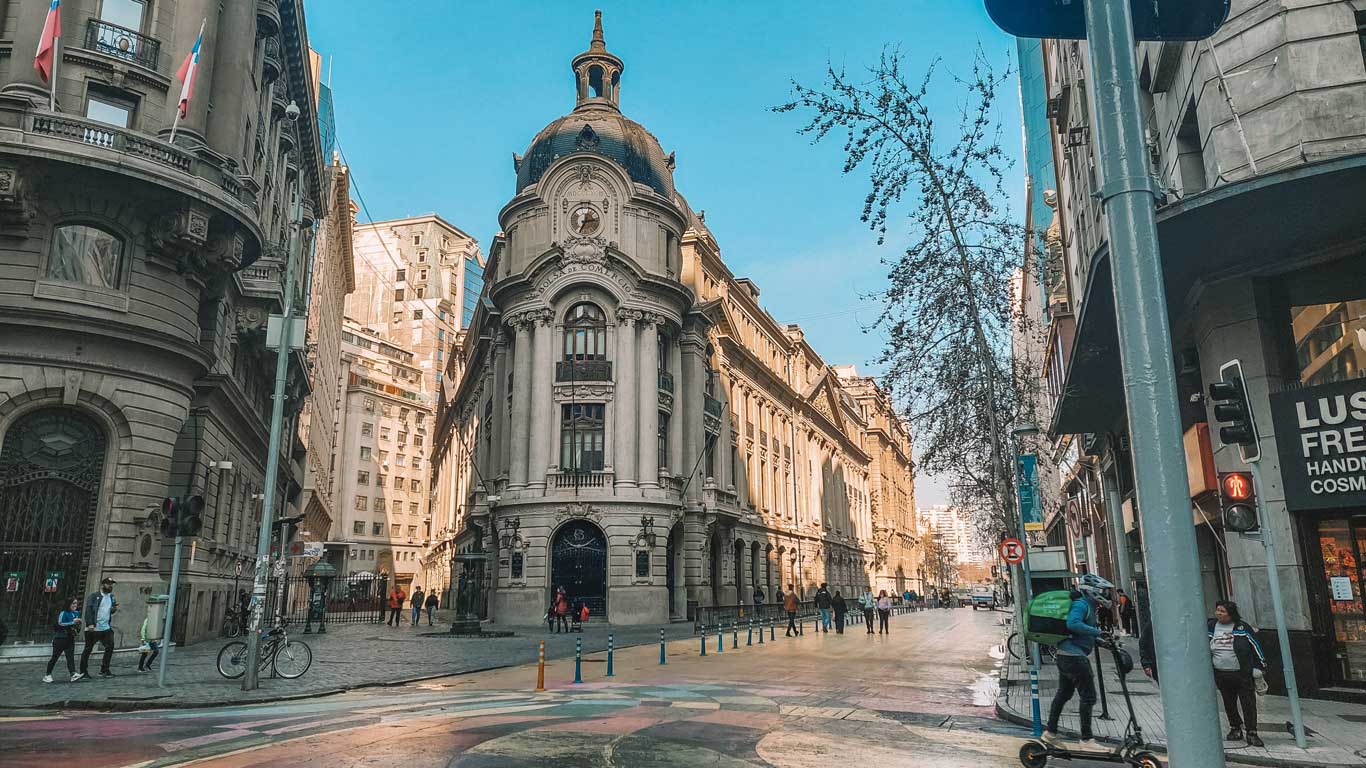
[758,617,765,644]
[660,628,667,665]
[606,632,615,677]
[747,617,753,646]
[732,620,738,649]
[574,637,583,684]
[717,622,724,654]
[770,617,775,641]
[701,624,707,656]
[536,639,546,691]
[799,615,804,636]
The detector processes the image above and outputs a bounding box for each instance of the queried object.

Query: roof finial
[590,10,606,52]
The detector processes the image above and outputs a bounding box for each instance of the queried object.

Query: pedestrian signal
[1218,472,1259,533]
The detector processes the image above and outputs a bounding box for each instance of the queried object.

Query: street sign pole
[157,534,183,688]
[1082,0,1225,763]
[1011,451,1044,738]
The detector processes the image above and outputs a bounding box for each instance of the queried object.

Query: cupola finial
[572,10,623,109]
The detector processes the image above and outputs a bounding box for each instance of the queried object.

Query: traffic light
[275,514,304,556]
[984,0,1230,41]
[1207,360,1260,462]
[159,497,179,539]
[1218,471,1258,532]
[158,496,206,538]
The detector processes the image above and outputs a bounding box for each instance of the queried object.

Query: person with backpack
[424,590,439,626]
[1208,600,1267,747]
[783,585,800,636]
[44,597,82,683]
[815,583,833,633]
[1041,573,1111,751]
[410,586,425,626]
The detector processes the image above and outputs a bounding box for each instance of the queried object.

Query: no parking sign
[999,538,1025,565]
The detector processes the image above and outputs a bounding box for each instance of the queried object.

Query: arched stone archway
[550,520,608,616]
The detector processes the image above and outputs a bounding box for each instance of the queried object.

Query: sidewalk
[0,615,697,712]
[995,628,1366,767]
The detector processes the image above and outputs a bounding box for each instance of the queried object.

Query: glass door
[1319,518,1365,684]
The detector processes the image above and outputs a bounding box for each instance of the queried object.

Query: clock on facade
[570,205,601,236]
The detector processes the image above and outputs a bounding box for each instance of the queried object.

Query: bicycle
[216,618,312,680]
[1007,630,1058,663]
[221,608,243,639]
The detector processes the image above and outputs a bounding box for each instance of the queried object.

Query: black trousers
[47,637,75,675]
[79,629,114,675]
[878,608,891,633]
[786,611,797,635]
[1214,669,1257,731]
[834,612,846,633]
[387,607,402,625]
[1046,654,1097,739]
[138,642,160,670]
[864,608,875,632]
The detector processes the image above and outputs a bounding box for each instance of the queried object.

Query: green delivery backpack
[1025,590,1074,646]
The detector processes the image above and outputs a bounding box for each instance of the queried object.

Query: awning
[1052,154,1366,436]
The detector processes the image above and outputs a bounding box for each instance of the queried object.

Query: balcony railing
[555,359,612,382]
[658,369,674,393]
[31,114,192,173]
[552,471,608,489]
[703,396,723,436]
[84,19,160,70]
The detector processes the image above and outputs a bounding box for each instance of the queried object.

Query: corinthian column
[508,319,532,488]
[527,312,555,490]
[638,316,660,489]
[613,312,637,488]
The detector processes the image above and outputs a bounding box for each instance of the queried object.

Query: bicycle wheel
[217,641,249,679]
[1007,631,1025,660]
[223,619,241,639]
[273,638,312,679]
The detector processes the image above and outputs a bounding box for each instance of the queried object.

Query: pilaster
[638,315,661,488]
[527,312,555,490]
[508,318,533,487]
[614,310,638,487]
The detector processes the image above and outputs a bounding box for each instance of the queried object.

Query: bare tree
[776,49,1037,546]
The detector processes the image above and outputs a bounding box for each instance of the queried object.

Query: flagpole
[169,110,182,145]
[48,27,58,111]
[170,18,206,146]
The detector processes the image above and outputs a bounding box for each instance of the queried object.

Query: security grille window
[635,550,650,578]
[511,552,524,579]
[1291,300,1366,386]
[560,403,605,472]
[563,303,607,361]
[48,224,124,289]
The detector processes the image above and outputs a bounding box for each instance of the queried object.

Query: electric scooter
[1018,636,1164,768]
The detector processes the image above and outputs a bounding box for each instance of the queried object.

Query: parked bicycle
[221,607,244,638]
[216,618,312,680]
[1007,630,1059,663]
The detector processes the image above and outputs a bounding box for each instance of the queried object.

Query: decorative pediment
[555,501,603,523]
[804,369,845,432]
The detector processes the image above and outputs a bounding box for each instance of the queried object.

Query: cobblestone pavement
[0,609,1121,768]
[997,625,1366,767]
[0,612,699,711]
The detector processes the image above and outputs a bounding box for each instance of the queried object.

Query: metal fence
[692,598,923,633]
[263,574,388,627]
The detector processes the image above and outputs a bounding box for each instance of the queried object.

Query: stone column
[613,312,637,487]
[164,0,222,144]
[668,334,684,476]
[637,317,660,488]
[490,332,509,481]
[508,319,532,488]
[2,0,64,101]
[205,0,255,158]
[680,334,704,505]
[527,313,554,490]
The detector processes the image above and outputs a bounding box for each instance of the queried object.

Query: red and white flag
[33,0,61,82]
[175,20,206,119]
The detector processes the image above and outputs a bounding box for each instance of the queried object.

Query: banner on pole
[1017,453,1043,532]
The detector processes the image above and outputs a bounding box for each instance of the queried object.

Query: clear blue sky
[306,1,1023,505]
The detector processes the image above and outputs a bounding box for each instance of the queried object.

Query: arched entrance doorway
[551,520,607,617]
[0,408,107,643]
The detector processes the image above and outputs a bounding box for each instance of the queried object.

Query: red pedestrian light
[1221,472,1252,502]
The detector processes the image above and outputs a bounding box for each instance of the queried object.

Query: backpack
[1025,590,1075,646]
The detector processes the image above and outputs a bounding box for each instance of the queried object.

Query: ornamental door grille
[551,521,607,617]
[0,408,106,643]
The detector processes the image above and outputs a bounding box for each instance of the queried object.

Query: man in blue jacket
[1042,573,1112,750]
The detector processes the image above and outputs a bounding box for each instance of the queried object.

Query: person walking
[1135,579,1157,682]
[753,586,765,610]
[1209,600,1267,747]
[554,588,570,634]
[1042,574,1111,751]
[1117,589,1137,636]
[136,615,160,673]
[424,590,439,626]
[902,589,913,612]
[410,586,425,626]
[44,597,81,683]
[832,591,848,634]
[386,584,406,627]
[860,589,876,634]
[783,585,800,637]
[876,590,892,634]
[815,583,833,633]
[79,577,118,679]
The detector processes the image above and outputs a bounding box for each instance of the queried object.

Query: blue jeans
[820,608,832,630]
[411,605,420,625]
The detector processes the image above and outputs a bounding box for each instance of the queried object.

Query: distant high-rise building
[921,505,987,566]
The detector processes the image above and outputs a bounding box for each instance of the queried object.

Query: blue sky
[306,2,1023,505]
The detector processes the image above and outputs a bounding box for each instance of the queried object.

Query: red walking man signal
[1221,471,1252,502]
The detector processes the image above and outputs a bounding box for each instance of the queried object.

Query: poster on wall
[1269,379,1366,511]
[1330,576,1354,601]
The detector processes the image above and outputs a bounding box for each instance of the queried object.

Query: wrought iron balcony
[703,395,723,436]
[84,19,160,70]
[657,369,674,394]
[555,359,612,382]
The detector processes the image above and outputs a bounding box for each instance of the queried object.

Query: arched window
[48,224,124,289]
[563,303,607,362]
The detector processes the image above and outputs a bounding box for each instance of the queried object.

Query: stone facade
[430,13,919,627]
[0,0,326,647]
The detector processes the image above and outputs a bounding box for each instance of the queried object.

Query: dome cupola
[572,10,623,109]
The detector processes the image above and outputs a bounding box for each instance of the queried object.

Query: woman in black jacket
[1208,600,1267,747]
[832,591,848,634]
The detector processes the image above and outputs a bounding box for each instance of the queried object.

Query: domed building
[430,13,921,625]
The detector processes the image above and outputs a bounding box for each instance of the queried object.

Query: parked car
[970,586,996,610]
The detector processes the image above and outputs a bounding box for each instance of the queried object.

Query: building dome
[513,11,674,199]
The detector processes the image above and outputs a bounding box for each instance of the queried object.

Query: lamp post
[1010,422,1044,737]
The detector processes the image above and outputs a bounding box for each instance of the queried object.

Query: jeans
[864,607,875,632]
[138,641,160,670]
[819,608,832,631]
[411,605,421,625]
[1214,669,1257,732]
[47,636,75,676]
[1046,654,1097,739]
[426,606,436,625]
[786,611,798,635]
[80,629,114,675]
[878,608,890,633]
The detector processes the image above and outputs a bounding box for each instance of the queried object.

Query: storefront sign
[1330,576,1354,601]
[1269,379,1366,510]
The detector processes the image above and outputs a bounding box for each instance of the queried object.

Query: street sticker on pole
[1000,538,1025,565]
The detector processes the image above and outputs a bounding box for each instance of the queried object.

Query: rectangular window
[511,552,524,579]
[393,475,403,489]
[48,224,124,289]
[414,434,424,447]
[391,500,401,514]
[376,474,387,487]
[419,268,429,281]
[361,422,373,437]
[396,268,407,282]
[363,398,376,412]
[409,502,419,514]
[658,412,669,469]
[380,427,391,441]
[396,454,406,467]
[372,523,383,535]
[85,90,134,128]
[410,479,420,492]
[394,288,405,302]
[1291,299,1366,386]
[379,450,389,462]
[413,309,424,320]
[359,446,371,460]
[560,403,606,472]
[391,524,401,536]
[373,497,385,511]
[412,457,422,470]
[636,550,651,578]
[416,287,425,298]
[353,521,365,534]
[398,432,408,445]
[412,234,422,246]
[353,496,367,511]
[408,526,418,537]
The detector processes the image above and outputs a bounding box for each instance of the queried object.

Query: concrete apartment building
[329,319,433,590]
[0,0,326,647]
[428,13,919,626]
[1020,1,1366,695]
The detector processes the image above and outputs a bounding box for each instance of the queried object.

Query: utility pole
[244,102,305,691]
[1081,0,1226,763]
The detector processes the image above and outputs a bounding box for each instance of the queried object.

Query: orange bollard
[536,639,546,691]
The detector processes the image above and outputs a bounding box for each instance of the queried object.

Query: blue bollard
[606,633,614,677]
[747,617,753,646]
[701,624,707,656]
[660,628,667,665]
[574,637,583,684]
[717,622,724,654]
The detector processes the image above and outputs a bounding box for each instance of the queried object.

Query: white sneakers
[42,675,53,683]
[1078,739,1107,752]
[70,673,82,682]
[1040,731,1064,747]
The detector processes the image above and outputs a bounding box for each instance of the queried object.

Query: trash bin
[144,595,169,641]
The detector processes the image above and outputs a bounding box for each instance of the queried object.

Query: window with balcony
[47,223,124,289]
[563,303,607,361]
[560,403,605,472]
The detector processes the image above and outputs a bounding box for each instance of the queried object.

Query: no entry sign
[999,538,1025,565]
